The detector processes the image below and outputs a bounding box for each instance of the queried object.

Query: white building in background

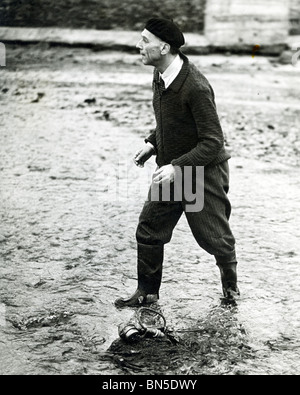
[204,0,290,46]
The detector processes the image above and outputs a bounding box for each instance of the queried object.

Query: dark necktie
[158,77,165,96]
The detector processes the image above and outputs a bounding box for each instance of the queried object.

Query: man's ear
[160,42,170,55]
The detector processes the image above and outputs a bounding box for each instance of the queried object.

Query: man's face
[136,29,164,66]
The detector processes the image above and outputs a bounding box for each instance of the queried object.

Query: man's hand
[153,164,175,184]
[133,143,155,168]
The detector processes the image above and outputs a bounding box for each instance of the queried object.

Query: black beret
[145,18,185,49]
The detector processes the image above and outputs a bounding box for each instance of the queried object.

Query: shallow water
[0,46,299,375]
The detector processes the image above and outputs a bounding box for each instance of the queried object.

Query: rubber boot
[114,289,158,308]
[137,243,164,296]
[217,262,240,300]
[114,243,164,308]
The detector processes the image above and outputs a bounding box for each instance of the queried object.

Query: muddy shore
[0,44,300,375]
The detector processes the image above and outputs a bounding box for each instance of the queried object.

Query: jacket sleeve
[171,86,225,168]
[145,129,157,152]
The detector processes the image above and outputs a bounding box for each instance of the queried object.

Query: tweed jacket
[145,53,231,169]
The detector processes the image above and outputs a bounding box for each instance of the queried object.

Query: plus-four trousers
[136,160,237,295]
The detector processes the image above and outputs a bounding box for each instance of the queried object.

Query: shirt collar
[159,55,184,89]
[154,53,190,93]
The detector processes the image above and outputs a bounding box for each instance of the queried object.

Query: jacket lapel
[153,53,190,93]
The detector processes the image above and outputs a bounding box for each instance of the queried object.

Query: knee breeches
[136,161,236,263]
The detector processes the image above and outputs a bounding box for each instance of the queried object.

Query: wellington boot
[217,263,240,300]
[114,289,158,308]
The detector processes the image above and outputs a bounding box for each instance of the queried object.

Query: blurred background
[0,0,207,31]
[0,0,299,53]
[0,0,299,35]
[0,0,205,32]
[1,0,300,376]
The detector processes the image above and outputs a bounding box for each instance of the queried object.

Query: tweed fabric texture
[136,160,236,261]
[135,161,236,294]
[145,53,231,169]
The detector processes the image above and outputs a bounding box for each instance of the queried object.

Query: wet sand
[0,45,300,375]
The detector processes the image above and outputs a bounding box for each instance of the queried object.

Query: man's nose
[136,39,142,49]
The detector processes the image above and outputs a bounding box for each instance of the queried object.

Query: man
[115,18,240,307]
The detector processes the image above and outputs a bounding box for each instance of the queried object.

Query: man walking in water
[115,18,239,307]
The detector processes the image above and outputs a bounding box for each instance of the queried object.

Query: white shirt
[159,55,184,89]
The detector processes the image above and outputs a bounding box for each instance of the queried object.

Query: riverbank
[1,27,299,55]
[0,45,300,375]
